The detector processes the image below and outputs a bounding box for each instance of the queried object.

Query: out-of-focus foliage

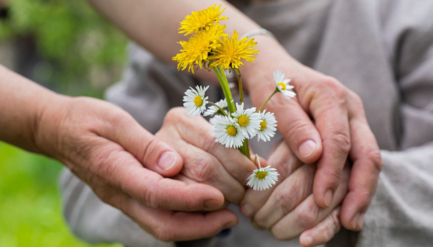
[0,0,128,97]
[0,142,124,247]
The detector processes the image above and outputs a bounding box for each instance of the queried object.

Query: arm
[0,65,237,240]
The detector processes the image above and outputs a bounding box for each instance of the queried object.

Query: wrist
[33,93,72,159]
[240,35,297,93]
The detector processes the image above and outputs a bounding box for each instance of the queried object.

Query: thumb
[98,112,183,177]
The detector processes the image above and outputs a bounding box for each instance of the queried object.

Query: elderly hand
[35,97,240,241]
[241,140,350,246]
[242,36,382,230]
[156,107,258,205]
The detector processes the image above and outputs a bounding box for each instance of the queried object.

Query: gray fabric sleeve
[357,4,433,245]
[60,169,175,247]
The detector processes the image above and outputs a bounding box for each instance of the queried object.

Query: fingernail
[240,204,253,217]
[303,236,313,246]
[204,199,221,209]
[353,213,364,230]
[157,151,176,171]
[299,140,316,157]
[324,190,333,207]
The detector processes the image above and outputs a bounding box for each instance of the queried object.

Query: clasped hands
[35,52,382,245]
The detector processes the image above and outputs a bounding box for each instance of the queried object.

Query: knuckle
[186,157,215,183]
[329,133,352,155]
[323,77,346,97]
[323,211,341,241]
[274,191,297,216]
[367,149,383,171]
[143,180,160,209]
[200,132,217,153]
[348,91,365,110]
[356,190,373,208]
[139,137,159,162]
[319,167,341,188]
[164,107,184,124]
[285,120,312,141]
[297,203,320,228]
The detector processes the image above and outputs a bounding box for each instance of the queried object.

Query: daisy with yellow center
[247,155,279,191]
[257,110,277,142]
[273,70,296,99]
[231,103,261,139]
[183,85,209,116]
[212,116,245,148]
[173,24,227,74]
[209,30,258,69]
[179,4,229,36]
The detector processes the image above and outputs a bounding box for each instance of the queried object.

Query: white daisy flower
[212,116,245,148]
[183,85,209,116]
[247,157,279,191]
[257,110,278,142]
[204,99,227,117]
[273,70,296,99]
[209,115,223,125]
[231,103,261,139]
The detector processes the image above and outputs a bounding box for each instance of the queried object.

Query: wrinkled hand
[156,107,258,205]
[242,36,382,230]
[35,97,238,241]
[241,141,350,246]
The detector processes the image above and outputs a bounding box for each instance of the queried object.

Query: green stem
[212,66,236,114]
[235,68,244,104]
[258,90,278,112]
[208,102,228,117]
[212,65,249,158]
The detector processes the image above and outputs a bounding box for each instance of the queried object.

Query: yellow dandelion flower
[209,30,258,69]
[173,24,227,74]
[179,5,229,36]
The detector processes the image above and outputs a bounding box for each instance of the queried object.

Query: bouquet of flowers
[173,5,296,190]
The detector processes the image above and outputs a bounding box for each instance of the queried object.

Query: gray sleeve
[60,169,175,247]
[357,3,433,246]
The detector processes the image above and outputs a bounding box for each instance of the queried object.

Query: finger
[252,164,316,229]
[171,107,257,184]
[271,165,349,240]
[116,196,238,242]
[341,97,382,230]
[248,75,323,165]
[240,141,302,217]
[91,140,225,211]
[173,174,231,210]
[171,139,246,204]
[97,110,183,177]
[310,79,351,208]
[299,207,341,247]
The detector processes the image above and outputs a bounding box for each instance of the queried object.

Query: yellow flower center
[194,96,203,107]
[255,170,268,180]
[278,82,286,91]
[238,115,249,127]
[260,120,267,131]
[227,126,237,136]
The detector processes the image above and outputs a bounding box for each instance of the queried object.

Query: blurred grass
[0,142,123,247]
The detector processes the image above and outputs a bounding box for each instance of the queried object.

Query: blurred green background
[0,0,128,246]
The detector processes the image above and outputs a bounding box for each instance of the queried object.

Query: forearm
[0,65,65,153]
[87,0,273,83]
